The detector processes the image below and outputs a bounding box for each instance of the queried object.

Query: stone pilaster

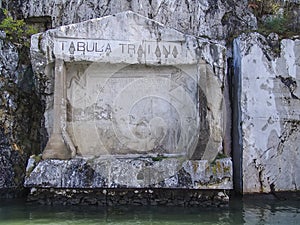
[42,59,71,160]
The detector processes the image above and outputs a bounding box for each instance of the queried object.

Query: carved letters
[55,38,182,60]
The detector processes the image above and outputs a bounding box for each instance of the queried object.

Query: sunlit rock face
[24,157,232,189]
[0,128,19,190]
[0,32,43,197]
[26,11,232,190]
[0,36,24,196]
[234,33,300,193]
[21,0,256,39]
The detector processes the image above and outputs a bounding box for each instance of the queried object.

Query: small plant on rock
[248,0,299,36]
[0,9,37,48]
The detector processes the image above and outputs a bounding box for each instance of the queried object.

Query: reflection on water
[241,195,300,225]
[0,195,299,225]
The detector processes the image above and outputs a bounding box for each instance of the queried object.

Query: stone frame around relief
[44,54,205,160]
[27,11,232,190]
[31,11,226,162]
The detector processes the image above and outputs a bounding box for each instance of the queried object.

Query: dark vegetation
[248,0,300,37]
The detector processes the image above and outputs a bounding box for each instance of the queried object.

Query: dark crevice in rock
[0,26,45,196]
[276,120,300,160]
[258,169,264,192]
[191,86,209,160]
[25,16,52,32]
[277,75,300,100]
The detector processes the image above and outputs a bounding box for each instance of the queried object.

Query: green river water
[0,196,299,225]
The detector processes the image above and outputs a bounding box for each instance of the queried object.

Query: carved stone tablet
[31,11,226,162]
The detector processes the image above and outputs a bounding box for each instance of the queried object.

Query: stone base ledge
[27,188,230,207]
[25,156,233,189]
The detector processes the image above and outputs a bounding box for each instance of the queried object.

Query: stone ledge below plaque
[25,156,232,189]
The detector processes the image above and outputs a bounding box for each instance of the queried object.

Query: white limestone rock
[234,32,300,193]
[21,0,256,40]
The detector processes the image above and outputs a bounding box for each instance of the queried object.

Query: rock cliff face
[2,0,249,198]
[0,28,44,197]
[234,33,300,193]
[0,0,299,197]
[20,0,256,40]
[0,127,26,197]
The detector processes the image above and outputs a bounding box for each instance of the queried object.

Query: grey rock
[234,33,300,193]
[0,31,6,40]
[0,35,45,197]
[0,128,27,194]
[0,40,18,80]
[25,156,233,189]
[21,0,256,40]
[27,187,229,206]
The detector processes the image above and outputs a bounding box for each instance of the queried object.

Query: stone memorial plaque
[31,11,227,162]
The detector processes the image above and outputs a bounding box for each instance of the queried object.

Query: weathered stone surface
[0,129,18,189]
[3,0,300,200]
[32,11,228,162]
[234,33,300,193]
[0,39,18,79]
[21,0,256,40]
[24,156,232,189]
[0,37,44,197]
[27,188,230,207]
[0,143,28,198]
